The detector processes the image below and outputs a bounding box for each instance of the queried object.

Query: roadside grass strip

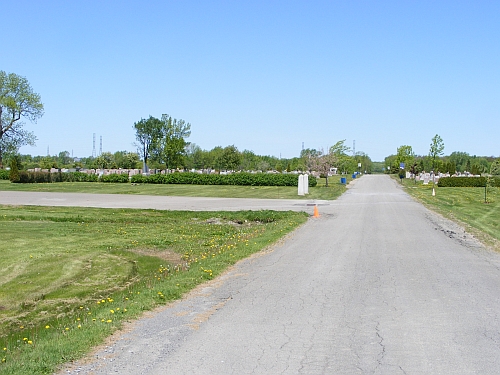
[0,206,307,374]
[400,178,500,247]
[0,177,350,201]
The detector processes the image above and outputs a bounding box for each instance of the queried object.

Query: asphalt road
[0,189,329,213]
[11,175,499,374]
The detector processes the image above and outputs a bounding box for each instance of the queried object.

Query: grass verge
[397,177,500,250]
[0,205,308,374]
[0,176,351,201]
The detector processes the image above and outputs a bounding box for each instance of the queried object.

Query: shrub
[8,159,20,182]
[130,174,147,183]
[0,169,9,180]
[12,171,99,183]
[100,174,129,183]
[135,172,317,187]
[437,177,486,187]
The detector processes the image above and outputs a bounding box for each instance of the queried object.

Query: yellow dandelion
[28,341,33,345]
[77,324,82,329]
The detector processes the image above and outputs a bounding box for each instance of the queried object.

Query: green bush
[130,174,147,183]
[0,169,9,180]
[133,172,317,187]
[8,159,20,182]
[100,174,129,183]
[62,172,98,182]
[437,177,486,187]
[13,171,99,183]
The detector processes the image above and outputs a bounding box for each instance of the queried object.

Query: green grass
[0,206,308,374]
[0,175,352,200]
[398,177,500,249]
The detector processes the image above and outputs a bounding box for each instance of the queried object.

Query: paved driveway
[12,175,498,374]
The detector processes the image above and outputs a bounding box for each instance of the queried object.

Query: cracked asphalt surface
[4,175,500,374]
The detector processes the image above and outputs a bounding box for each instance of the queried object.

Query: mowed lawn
[401,178,500,249]
[0,176,352,200]
[0,205,307,375]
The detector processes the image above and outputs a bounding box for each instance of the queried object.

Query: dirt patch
[129,248,184,266]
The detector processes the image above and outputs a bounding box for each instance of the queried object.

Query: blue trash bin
[352,174,356,179]
[340,177,346,184]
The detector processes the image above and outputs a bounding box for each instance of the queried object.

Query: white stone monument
[298,174,305,196]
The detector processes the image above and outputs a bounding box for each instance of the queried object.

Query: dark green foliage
[10,171,318,187]
[0,169,9,180]
[13,171,98,183]
[8,158,20,182]
[100,174,130,183]
[437,177,486,187]
[132,172,317,187]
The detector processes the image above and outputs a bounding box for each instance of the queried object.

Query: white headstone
[298,174,305,196]
[304,174,309,194]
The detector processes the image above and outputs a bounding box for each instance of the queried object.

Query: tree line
[386,134,500,176]
[0,69,370,176]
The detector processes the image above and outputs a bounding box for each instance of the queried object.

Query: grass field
[399,177,500,250]
[0,175,352,201]
[0,206,307,374]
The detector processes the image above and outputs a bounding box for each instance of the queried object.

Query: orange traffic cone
[313,205,320,218]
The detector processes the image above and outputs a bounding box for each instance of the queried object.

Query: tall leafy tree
[330,140,354,174]
[0,71,44,168]
[216,145,242,171]
[490,160,500,176]
[429,134,445,171]
[395,145,415,169]
[133,116,163,170]
[159,114,191,170]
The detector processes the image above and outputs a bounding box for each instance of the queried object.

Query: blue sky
[3,1,499,161]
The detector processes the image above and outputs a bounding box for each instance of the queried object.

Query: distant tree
[355,152,373,174]
[329,140,354,174]
[114,151,140,169]
[490,160,500,176]
[39,156,57,170]
[57,151,72,167]
[301,148,320,172]
[8,155,20,182]
[240,149,258,171]
[470,164,482,175]
[448,151,470,172]
[158,114,191,170]
[133,116,163,171]
[93,152,115,169]
[309,151,337,187]
[429,134,444,171]
[395,145,415,170]
[0,71,44,168]
[216,145,241,171]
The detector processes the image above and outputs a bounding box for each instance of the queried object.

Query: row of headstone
[298,174,309,196]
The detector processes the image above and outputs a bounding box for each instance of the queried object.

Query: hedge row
[0,170,9,180]
[437,177,500,187]
[13,171,98,183]
[7,170,317,187]
[130,172,317,187]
